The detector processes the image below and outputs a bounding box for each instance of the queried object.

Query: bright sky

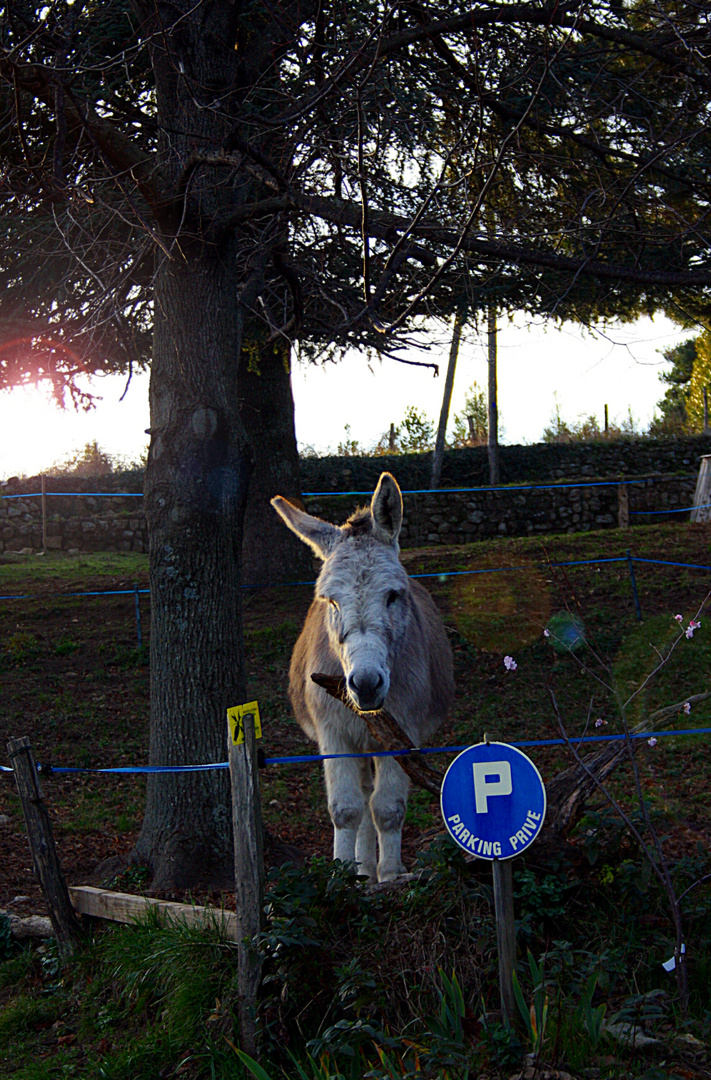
[0,312,689,480]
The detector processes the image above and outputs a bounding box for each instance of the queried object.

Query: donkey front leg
[354,758,377,882]
[322,756,368,871]
[371,757,409,882]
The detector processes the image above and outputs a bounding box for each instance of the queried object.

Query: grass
[0,551,148,589]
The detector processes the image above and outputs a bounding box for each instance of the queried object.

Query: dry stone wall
[307,474,697,547]
[0,475,146,557]
[1,438,707,556]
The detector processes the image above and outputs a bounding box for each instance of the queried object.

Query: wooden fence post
[617,482,629,529]
[41,474,48,552]
[228,713,265,1056]
[6,737,82,960]
[691,454,711,523]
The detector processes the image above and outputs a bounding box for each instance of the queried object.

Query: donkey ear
[271,496,341,560]
[370,473,403,546]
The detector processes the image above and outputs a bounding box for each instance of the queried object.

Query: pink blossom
[674,614,683,623]
[684,702,692,715]
[543,629,550,638]
[648,737,658,747]
[685,619,700,639]
[594,718,608,728]
[503,655,517,671]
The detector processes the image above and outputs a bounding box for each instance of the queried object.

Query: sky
[0,311,689,480]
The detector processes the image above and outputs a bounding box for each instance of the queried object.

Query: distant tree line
[653,336,711,436]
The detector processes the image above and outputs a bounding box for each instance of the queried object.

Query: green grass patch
[0,551,148,589]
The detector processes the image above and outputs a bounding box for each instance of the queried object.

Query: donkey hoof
[377,862,406,883]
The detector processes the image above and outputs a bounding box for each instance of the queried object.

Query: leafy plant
[578,971,607,1047]
[512,950,549,1056]
[53,636,81,656]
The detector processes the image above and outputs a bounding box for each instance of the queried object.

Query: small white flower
[594,718,607,728]
[684,702,692,715]
[543,629,551,637]
[648,737,658,747]
[503,655,517,671]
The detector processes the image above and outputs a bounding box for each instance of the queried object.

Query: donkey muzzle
[346,669,387,712]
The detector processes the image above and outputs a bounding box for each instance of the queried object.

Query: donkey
[271,472,454,882]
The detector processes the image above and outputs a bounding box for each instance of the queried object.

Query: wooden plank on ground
[68,886,240,941]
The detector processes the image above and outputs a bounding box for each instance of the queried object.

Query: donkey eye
[328,598,339,612]
[386,591,400,607]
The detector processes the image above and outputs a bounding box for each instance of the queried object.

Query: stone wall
[0,476,146,556]
[1,439,706,556]
[300,434,711,492]
[306,473,697,546]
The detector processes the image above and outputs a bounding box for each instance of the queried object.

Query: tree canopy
[2,0,711,402]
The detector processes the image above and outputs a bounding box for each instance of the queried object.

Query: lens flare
[449,559,552,652]
[545,611,586,653]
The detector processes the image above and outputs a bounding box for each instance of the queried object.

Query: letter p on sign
[472,760,513,813]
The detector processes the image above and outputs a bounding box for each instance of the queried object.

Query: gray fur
[271,472,454,882]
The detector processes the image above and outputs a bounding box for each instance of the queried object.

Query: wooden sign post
[228,707,265,1056]
[492,858,517,1025]
[441,739,547,1029]
[7,737,82,960]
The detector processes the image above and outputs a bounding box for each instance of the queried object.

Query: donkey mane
[342,507,374,537]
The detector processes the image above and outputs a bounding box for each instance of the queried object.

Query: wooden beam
[68,886,240,941]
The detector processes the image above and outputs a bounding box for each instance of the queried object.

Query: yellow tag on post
[228,701,262,745]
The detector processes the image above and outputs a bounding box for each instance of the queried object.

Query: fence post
[134,584,143,646]
[626,548,642,621]
[41,474,48,552]
[228,712,265,1055]
[691,455,711,523]
[617,482,629,529]
[6,737,83,960]
[492,858,517,1027]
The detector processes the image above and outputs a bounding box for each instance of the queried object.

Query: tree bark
[239,339,313,587]
[135,238,251,892]
[487,306,500,486]
[430,307,465,489]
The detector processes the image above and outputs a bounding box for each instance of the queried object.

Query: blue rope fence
[1,492,143,499]
[631,504,711,516]
[1,554,708,604]
[0,475,697,501]
[2,726,709,776]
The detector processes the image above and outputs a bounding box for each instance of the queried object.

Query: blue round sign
[440,742,546,860]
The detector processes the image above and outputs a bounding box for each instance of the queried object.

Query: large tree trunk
[136,238,251,892]
[239,339,313,587]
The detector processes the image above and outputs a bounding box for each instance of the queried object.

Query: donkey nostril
[348,671,384,704]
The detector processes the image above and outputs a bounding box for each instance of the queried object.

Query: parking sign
[440,742,546,860]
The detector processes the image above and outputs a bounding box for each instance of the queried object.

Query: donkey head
[271,473,412,711]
